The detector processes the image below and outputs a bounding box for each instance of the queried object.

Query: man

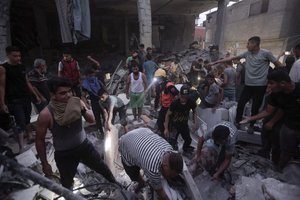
[153,67,167,111]
[222,60,236,101]
[199,73,221,108]
[164,84,198,155]
[240,70,300,170]
[126,63,147,121]
[98,89,128,133]
[234,59,245,101]
[193,121,237,180]
[143,54,157,105]
[36,77,116,189]
[27,58,50,112]
[188,58,203,87]
[119,128,183,200]
[58,50,81,97]
[0,46,41,152]
[126,50,142,73]
[138,43,147,65]
[211,36,283,133]
[82,67,105,135]
[289,43,300,82]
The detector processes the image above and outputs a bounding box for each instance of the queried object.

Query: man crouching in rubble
[119,128,183,200]
[36,77,116,189]
[192,121,237,180]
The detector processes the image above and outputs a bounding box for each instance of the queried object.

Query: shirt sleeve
[58,62,63,71]
[265,51,277,63]
[145,170,162,190]
[289,61,300,82]
[225,143,235,155]
[237,52,247,59]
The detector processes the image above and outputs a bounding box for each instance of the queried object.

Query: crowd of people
[0,36,300,199]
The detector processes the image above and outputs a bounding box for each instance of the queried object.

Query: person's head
[62,49,72,61]
[84,67,96,77]
[6,46,21,64]
[205,73,215,85]
[132,50,139,58]
[146,54,152,61]
[33,58,47,73]
[232,58,241,64]
[285,55,296,69]
[98,89,109,102]
[131,60,139,74]
[198,58,203,64]
[293,43,300,59]
[146,47,152,54]
[161,152,183,180]
[139,44,145,50]
[247,36,260,52]
[179,84,190,104]
[48,77,73,103]
[267,70,291,93]
[212,125,230,145]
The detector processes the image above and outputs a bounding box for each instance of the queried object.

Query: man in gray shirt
[211,36,283,133]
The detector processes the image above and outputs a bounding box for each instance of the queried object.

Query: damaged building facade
[205,0,300,55]
[0,0,220,66]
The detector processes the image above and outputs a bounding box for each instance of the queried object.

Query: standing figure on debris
[126,63,147,122]
[222,60,236,101]
[188,58,203,87]
[153,67,167,111]
[143,54,157,105]
[192,121,237,180]
[98,89,128,133]
[210,36,283,134]
[164,84,198,156]
[234,59,245,101]
[157,81,178,136]
[119,128,183,200]
[36,77,117,189]
[126,50,142,73]
[289,43,300,82]
[199,73,221,108]
[58,50,81,97]
[240,70,300,170]
[27,58,50,113]
[138,43,147,65]
[0,46,41,152]
[82,67,105,135]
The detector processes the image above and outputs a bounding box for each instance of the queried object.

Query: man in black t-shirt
[240,70,300,170]
[164,85,198,155]
[0,46,41,153]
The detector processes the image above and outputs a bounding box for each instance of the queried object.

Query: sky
[196,0,242,26]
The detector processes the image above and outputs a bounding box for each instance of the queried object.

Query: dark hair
[212,125,230,141]
[248,36,261,46]
[198,58,203,63]
[146,47,152,51]
[131,60,139,67]
[5,46,20,54]
[285,55,296,71]
[62,48,72,55]
[206,73,215,79]
[204,60,209,64]
[169,152,183,173]
[139,44,145,48]
[267,69,291,82]
[48,76,72,93]
[146,54,152,61]
[98,88,109,96]
[294,43,300,50]
[132,50,139,54]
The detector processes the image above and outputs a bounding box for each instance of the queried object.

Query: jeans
[7,98,32,134]
[90,99,104,134]
[236,85,266,126]
[170,123,192,152]
[223,89,236,101]
[54,139,115,188]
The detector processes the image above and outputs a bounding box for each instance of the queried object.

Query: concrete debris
[235,176,264,200]
[194,171,230,200]
[15,149,38,168]
[147,119,157,129]
[282,163,300,186]
[7,185,40,200]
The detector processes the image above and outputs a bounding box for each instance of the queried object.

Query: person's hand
[42,163,53,178]
[239,116,251,124]
[164,129,169,138]
[0,103,9,113]
[211,173,220,181]
[105,122,112,131]
[264,121,274,131]
[87,55,92,59]
[36,96,41,104]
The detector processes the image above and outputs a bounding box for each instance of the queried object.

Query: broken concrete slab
[282,163,300,187]
[117,93,129,105]
[235,176,264,200]
[262,178,300,200]
[8,185,40,200]
[237,130,262,145]
[15,149,38,167]
[140,115,151,123]
[147,119,157,129]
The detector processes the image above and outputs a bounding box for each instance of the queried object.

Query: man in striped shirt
[119,128,183,200]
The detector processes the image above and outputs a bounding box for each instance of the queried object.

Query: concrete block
[140,115,151,123]
[236,176,264,200]
[183,163,203,200]
[147,119,157,129]
[127,115,134,122]
[15,149,38,167]
[132,120,144,128]
[237,130,262,145]
[117,93,129,105]
[8,185,40,200]
[197,107,229,131]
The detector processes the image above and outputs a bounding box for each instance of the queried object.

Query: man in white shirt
[289,43,300,82]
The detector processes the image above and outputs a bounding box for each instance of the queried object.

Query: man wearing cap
[164,84,198,155]
[153,68,167,111]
